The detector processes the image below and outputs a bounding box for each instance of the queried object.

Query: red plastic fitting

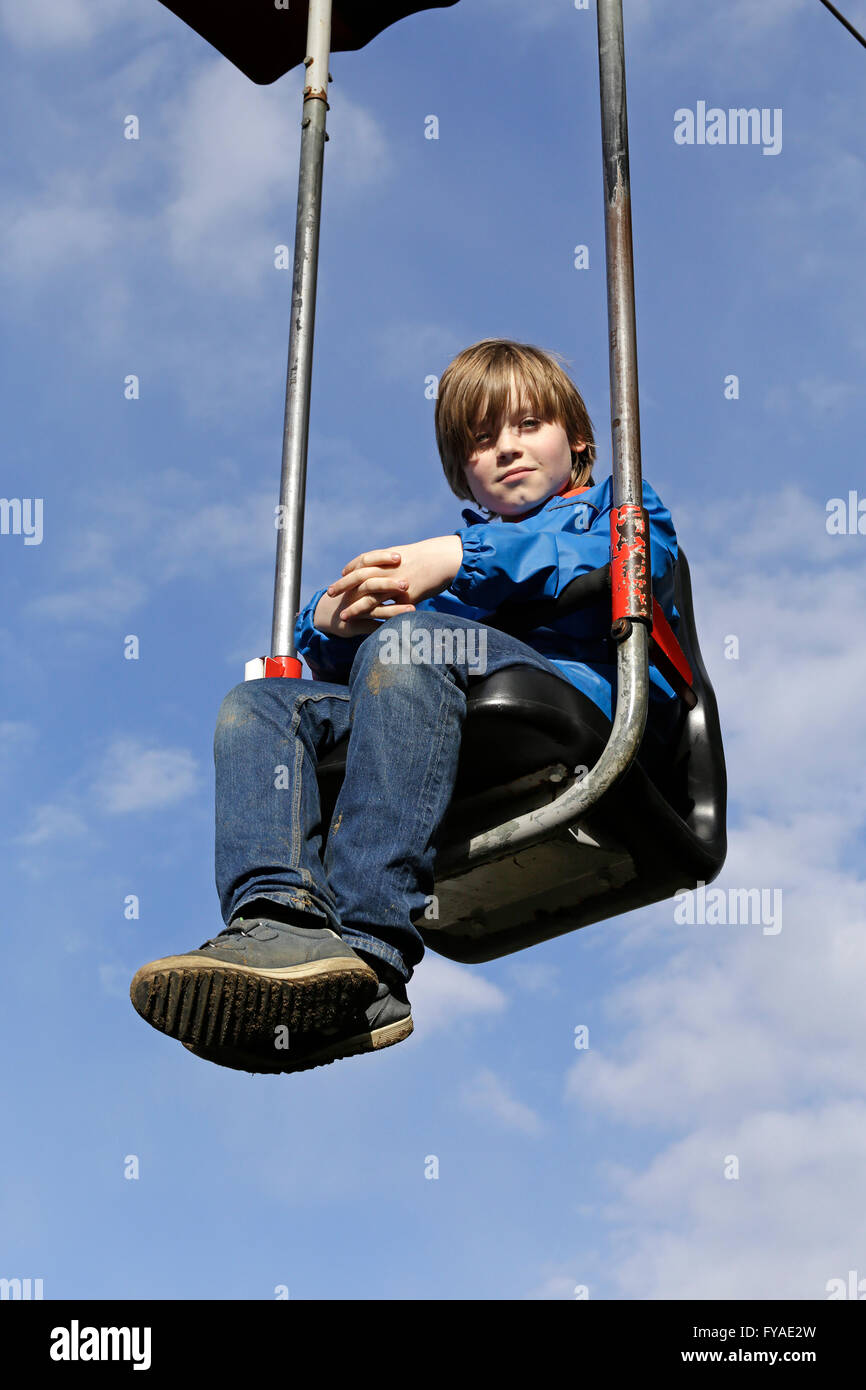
[264,656,303,679]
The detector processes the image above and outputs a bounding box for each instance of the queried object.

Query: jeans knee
[355,612,444,680]
[215,680,266,740]
[356,611,487,681]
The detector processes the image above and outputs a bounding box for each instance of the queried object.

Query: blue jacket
[294,476,681,728]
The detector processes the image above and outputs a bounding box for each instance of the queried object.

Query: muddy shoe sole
[129,952,379,1056]
[183,1009,415,1075]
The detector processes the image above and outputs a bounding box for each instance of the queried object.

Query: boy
[130,338,682,1075]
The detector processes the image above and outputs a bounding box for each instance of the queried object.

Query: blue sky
[1,0,865,1301]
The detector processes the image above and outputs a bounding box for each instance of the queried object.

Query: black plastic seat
[315,547,727,962]
[317,664,679,816]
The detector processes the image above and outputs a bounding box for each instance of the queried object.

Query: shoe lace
[199,921,254,949]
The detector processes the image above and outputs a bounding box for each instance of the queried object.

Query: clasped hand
[313,535,463,638]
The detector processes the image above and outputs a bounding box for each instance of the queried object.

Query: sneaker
[183,961,414,1075]
[129,915,379,1058]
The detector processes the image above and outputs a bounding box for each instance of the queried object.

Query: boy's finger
[367,603,416,619]
[327,573,362,598]
[337,592,378,620]
[328,568,407,597]
[341,549,402,577]
[339,592,412,621]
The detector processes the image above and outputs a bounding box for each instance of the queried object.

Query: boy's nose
[497,446,523,465]
[496,428,522,454]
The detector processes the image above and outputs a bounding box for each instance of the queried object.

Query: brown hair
[434,338,596,509]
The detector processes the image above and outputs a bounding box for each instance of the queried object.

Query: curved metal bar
[435,624,648,875]
[436,0,649,878]
[597,0,643,511]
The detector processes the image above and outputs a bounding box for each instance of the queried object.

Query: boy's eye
[473,417,539,445]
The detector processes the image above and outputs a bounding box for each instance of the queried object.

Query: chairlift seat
[154,2,728,964]
[315,547,727,962]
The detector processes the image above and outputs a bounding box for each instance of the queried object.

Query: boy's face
[463,380,585,517]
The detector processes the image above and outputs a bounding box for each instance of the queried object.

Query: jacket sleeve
[293,587,368,683]
[450,480,678,618]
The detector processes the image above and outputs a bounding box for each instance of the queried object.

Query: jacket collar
[502,480,593,523]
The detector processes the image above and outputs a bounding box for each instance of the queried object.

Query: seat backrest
[667,547,727,865]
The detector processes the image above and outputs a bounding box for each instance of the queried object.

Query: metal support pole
[270,0,333,666]
[597,0,643,511]
[435,0,650,875]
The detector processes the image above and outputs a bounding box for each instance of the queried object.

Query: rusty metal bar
[598,0,643,512]
[435,0,650,875]
[610,502,650,627]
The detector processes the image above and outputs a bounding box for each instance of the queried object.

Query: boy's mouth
[500,466,535,482]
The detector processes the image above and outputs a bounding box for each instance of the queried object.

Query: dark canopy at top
[158,1,461,84]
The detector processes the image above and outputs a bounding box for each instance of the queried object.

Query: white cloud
[605,1103,866,1299]
[24,576,148,625]
[91,738,200,812]
[751,146,866,305]
[159,60,392,286]
[2,174,117,279]
[558,483,866,1292]
[625,0,819,76]
[303,481,453,573]
[765,376,862,418]
[0,0,120,48]
[459,1066,544,1135]
[99,962,131,999]
[409,953,508,1039]
[154,494,277,579]
[506,960,561,994]
[0,37,394,419]
[19,470,278,630]
[159,62,299,278]
[565,833,866,1128]
[10,734,201,859]
[469,0,571,34]
[15,433,455,641]
[565,498,866,1123]
[14,802,89,845]
[0,719,37,749]
[677,487,866,821]
[525,1270,583,1301]
[473,0,816,68]
[372,319,465,388]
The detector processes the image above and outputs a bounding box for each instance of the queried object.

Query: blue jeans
[214,612,670,984]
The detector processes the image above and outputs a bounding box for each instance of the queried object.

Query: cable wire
[818,0,866,49]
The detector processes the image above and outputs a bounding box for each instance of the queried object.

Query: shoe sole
[182,1012,414,1075]
[129,953,378,1056]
